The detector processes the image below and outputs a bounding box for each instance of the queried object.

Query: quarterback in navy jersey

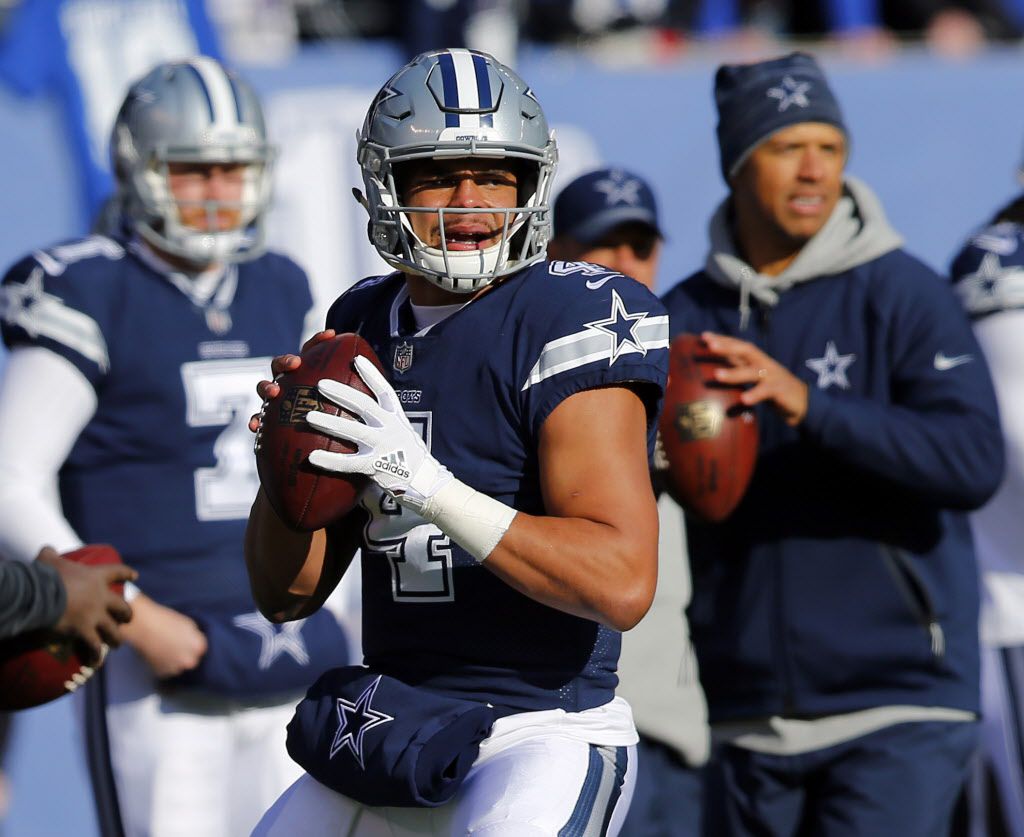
[0,59,348,837]
[246,49,669,835]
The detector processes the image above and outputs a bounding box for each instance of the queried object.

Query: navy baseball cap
[553,167,663,244]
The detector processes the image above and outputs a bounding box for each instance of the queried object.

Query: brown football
[0,544,125,711]
[658,332,759,522]
[255,333,385,531]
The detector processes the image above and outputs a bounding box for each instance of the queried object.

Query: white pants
[253,697,639,836]
[81,643,306,837]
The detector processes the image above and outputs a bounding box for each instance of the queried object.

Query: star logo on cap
[594,171,643,207]
[329,675,394,769]
[585,289,649,365]
[767,76,811,112]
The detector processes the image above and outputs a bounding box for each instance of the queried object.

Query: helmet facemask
[132,144,275,265]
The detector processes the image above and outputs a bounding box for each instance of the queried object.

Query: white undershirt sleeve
[0,346,96,562]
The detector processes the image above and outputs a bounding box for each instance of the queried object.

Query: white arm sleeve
[0,346,96,562]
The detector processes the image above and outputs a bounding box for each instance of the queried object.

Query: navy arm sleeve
[0,560,66,639]
[801,274,1004,510]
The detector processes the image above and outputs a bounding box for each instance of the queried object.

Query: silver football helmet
[110,57,275,264]
[357,49,558,293]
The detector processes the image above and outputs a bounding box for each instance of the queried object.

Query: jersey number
[181,357,269,521]
[363,413,455,602]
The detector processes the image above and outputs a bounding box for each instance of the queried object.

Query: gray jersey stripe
[522,314,668,391]
[0,269,110,372]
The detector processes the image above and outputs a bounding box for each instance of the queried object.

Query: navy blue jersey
[325,260,668,714]
[1,236,312,617]
[950,220,1024,320]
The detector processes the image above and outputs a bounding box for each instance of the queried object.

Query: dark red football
[0,544,124,711]
[658,333,759,523]
[255,333,385,531]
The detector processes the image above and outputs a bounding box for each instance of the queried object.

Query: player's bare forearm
[244,488,321,621]
[245,488,360,622]
[484,511,657,631]
[483,386,658,631]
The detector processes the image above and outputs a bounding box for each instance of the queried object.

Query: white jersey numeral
[181,357,269,521]
[363,412,455,602]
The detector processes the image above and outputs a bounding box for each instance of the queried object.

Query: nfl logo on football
[393,342,414,375]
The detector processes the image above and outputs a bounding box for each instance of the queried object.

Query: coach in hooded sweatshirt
[660,52,1004,837]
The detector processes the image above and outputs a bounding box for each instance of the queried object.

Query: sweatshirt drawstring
[739,267,753,331]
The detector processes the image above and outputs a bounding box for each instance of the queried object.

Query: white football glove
[305,356,452,514]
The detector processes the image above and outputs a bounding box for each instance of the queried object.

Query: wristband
[414,479,517,563]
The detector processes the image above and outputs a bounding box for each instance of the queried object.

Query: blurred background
[1,0,1023,833]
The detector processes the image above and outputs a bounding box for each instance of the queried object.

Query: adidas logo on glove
[374,450,411,480]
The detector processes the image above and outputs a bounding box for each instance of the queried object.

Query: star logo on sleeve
[805,340,856,390]
[584,289,649,365]
[329,675,395,769]
[232,612,311,669]
[767,76,811,111]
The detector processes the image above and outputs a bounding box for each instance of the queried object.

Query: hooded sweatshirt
[660,177,1004,725]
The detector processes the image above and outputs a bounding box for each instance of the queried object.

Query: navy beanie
[715,52,847,181]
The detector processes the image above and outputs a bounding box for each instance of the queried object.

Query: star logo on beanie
[767,76,811,112]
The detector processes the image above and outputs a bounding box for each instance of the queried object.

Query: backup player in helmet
[246,50,670,835]
[0,57,348,837]
[110,57,275,264]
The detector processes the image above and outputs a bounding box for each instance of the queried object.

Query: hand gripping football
[255,333,386,531]
[0,544,124,711]
[658,333,758,522]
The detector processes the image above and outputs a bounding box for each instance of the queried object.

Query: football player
[245,49,669,835]
[950,195,1024,837]
[0,58,349,836]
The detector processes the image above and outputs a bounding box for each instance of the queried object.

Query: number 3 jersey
[0,235,312,617]
[324,261,669,715]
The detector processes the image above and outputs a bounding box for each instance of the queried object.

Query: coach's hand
[702,331,809,427]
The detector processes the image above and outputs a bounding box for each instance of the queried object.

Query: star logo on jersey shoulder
[956,250,1024,315]
[233,612,310,669]
[767,76,811,112]
[973,251,1005,297]
[584,289,648,365]
[805,340,856,390]
[0,266,47,329]
[330,675,394,769]
[594,171,642,207]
